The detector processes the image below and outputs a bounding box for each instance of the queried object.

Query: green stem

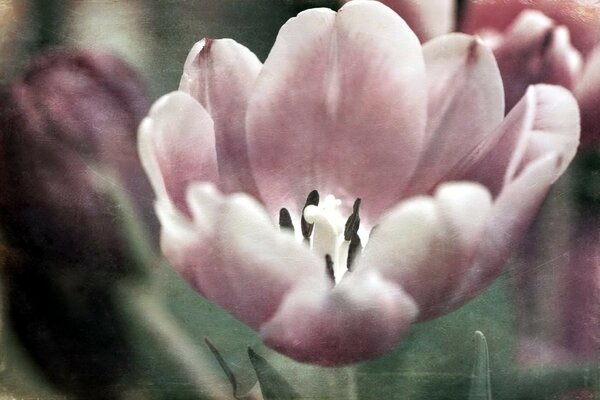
[93,166,165,282]
[123,287,232,400]
[345,366,358,400]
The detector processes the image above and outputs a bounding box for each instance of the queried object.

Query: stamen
[301,190,320,240]
[325,254,335,282]
[279,208,294,232]
[344,198,361,241]
[292,192,366,284]
[346,232,362,271]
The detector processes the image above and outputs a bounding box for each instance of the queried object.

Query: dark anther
[325,254,335,282]
[344,198,361,241]
[279,208,294,232]
[346,232,362,271]
[301,190,320,239]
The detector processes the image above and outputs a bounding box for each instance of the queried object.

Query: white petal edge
[181,185,324,330]
[137,91,219,214]
[356,182,493,318]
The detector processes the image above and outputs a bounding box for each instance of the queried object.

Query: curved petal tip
[261,272,417,365]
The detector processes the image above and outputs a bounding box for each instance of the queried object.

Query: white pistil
[303,194,350,283]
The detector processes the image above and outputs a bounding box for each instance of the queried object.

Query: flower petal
[246,0,427,219]
[156,198,203,280]
[461,84,580,195]
[356,182,492,320]
[162,183,323,330]
[406,34,504,196]
[462,0,600,55]
[448,154,564,312]
[503,84,579,184]
[489,10,583,111]
[138,91,218,215]
[260,271,417,365]
[575,45,600,147]
[179,38,262,195]
[341,0,455,42]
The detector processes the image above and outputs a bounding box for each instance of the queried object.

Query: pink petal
[340,0,455,42]
[448,154,564,311]
[356,183,493,320]
[461,84,580,195]
[462,0,600,55]
[161,183,323,330]
[246,1,427,219]
[260,271,417,365]
[575,45,600,147]
[179,39,262,196]
[454,89,534,196]
[155,197,205,280]
[489,10,583,111]
[406,34,504,196]
[504,85,579,183]
[138,91,218,215]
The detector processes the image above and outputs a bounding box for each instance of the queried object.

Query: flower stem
[345,366,358,400]
[122,287,231,400]
[102,170,231,398]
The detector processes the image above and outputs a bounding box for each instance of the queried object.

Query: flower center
[279,190,363,284]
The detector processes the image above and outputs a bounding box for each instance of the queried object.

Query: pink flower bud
[0,50,155,266]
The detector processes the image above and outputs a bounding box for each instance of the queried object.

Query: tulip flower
[462,0,600,55]
[139,0,579,365]
[365,0,600,146]
[468,10,583,115]
[0,50,155,265]
[462,0,600,147]
[0,50,154,397]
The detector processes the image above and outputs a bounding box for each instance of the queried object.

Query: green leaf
[205,339,264,400]
[248,347,300,400]
[469,331,492,400]
[205,338,239,398]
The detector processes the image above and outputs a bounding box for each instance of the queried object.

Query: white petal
[261,271,417,365]
[460,84,580,195]
[448,154,562,311]
[357,182,493,319]
[138,91,218,215]
[178,189,323,330]
[434,182,493,256]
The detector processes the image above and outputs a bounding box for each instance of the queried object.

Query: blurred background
[0,1,598,399]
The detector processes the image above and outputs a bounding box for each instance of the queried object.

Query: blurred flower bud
[462,0,600,148]
[484,10,583,112]
[0,50,156,268]
[0,50,156,398]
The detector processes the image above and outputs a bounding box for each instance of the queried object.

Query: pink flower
[139,1,579,365]
[462,0,600,147]
[0,50,154,265]
[462,0,600,55]
[369,0,600,146]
